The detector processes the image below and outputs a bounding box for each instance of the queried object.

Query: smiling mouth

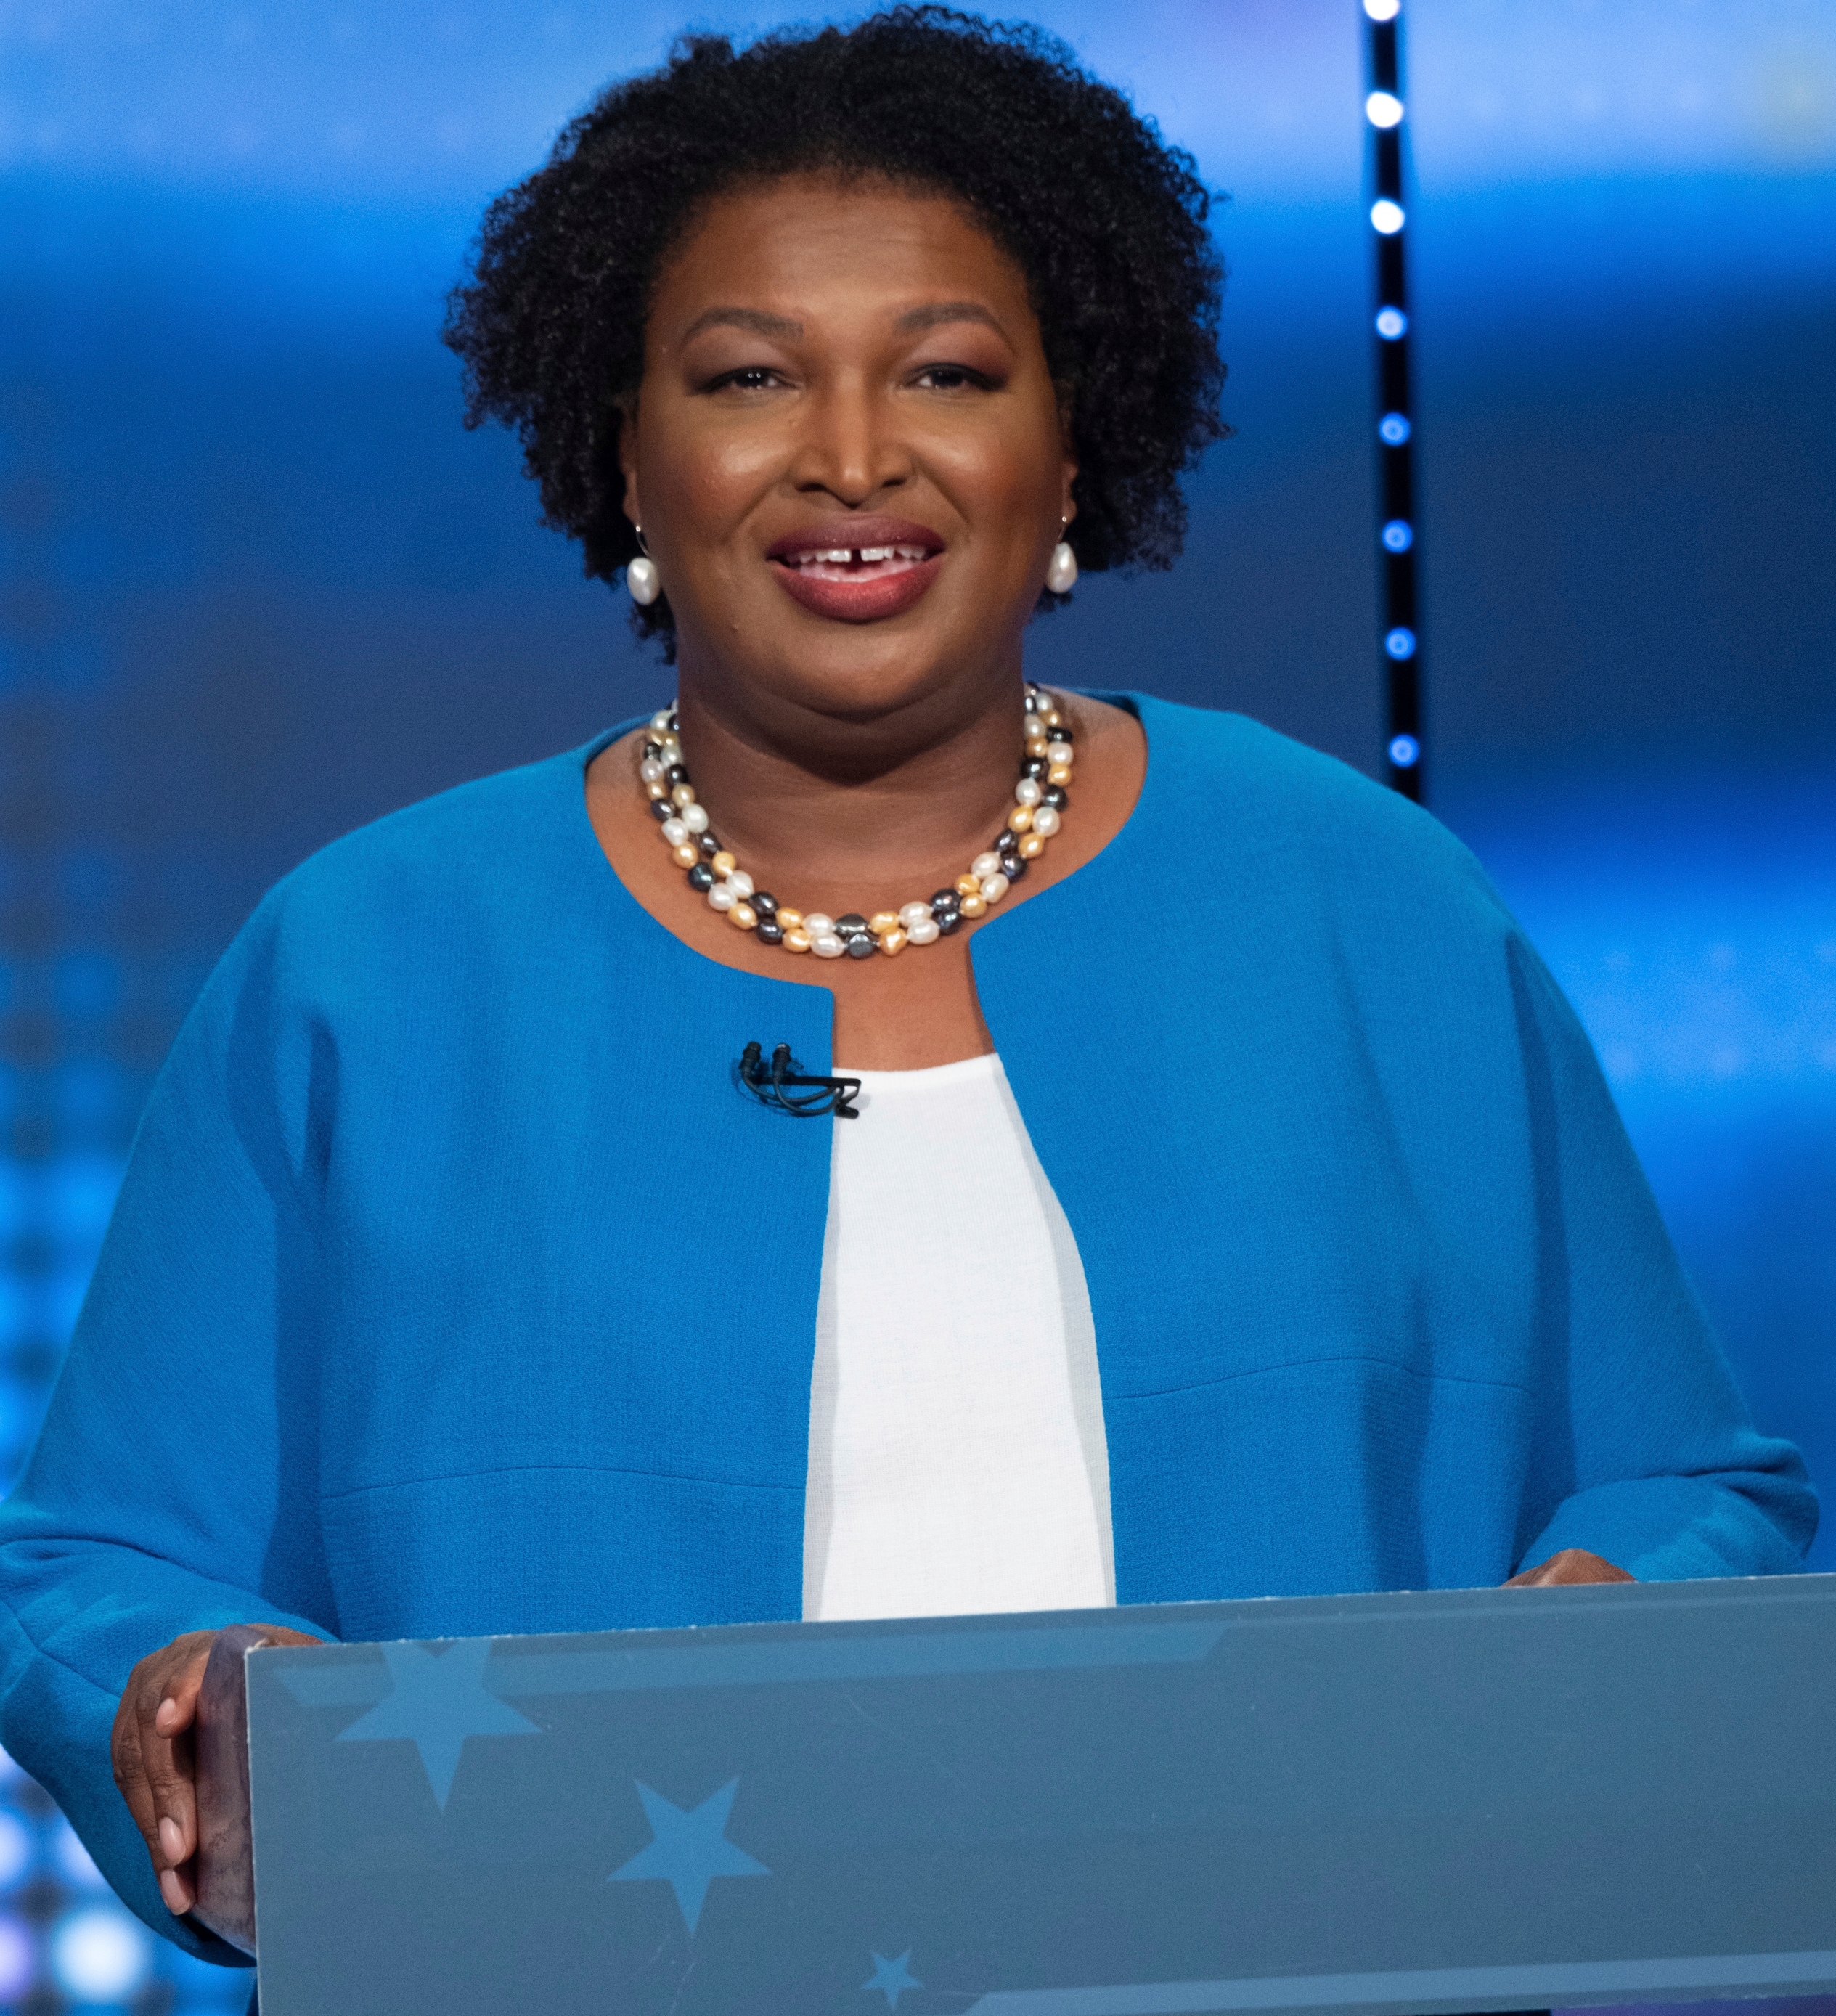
[773,544,938,581]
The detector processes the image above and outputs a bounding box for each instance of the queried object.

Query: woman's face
[621,173,1076,731]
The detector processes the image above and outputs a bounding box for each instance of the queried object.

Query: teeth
[859,547,893,562]
[786,543,935,568]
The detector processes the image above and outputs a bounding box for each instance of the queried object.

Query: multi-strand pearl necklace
[639,685,1075,958]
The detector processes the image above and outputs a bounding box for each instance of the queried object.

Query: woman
[0,7,1812,1978]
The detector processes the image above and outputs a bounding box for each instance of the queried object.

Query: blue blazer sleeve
[1498,929,1815,1580]
[0,893,336,1959]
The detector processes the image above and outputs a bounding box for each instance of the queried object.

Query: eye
[913,364,995,393]
[706,367,788,394]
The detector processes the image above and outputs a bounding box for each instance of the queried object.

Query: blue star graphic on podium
[862,1948,923,2009]
[609,1778,770,1933]
[335,1638,542,1808]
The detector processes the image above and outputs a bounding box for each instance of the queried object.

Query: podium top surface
[246,1575,1836,2016]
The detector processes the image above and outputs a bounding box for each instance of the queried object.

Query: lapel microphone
[738,1042,862,1119]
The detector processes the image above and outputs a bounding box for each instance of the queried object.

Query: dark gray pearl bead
[664,764,688,785]
[687,863,714,891]
[756,920,785,945]
[698,832,721,857]
[844,934,877,959]
[1021,756,1048,780]
[930,889,961,913]
[1003,852,1028,881]
[1043,785,1068,810]
[751,892,778,919]
[649,800,674,823]
[836,913,870,938]
[934,909,963,934]
[995,830,1019,854]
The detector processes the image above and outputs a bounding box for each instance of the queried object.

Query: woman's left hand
[1505,1547,1635,1586]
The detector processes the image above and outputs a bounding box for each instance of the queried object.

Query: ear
[616,395,642,529]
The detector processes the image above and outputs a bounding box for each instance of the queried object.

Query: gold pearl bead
[647,780,670,800]
[878,927,909,955]
[1018,831,1045,859]
[784,929,812,953]
[1048,764,1072,785]
[711,850,737,878]
[727,902,758,931]
[671,842,699,868]
[671,783,696,808]
[955,873,982,899]
[776,907,804,931]
[1008,806,1034,833]
[868,910,899,936]
[958,892,987,918]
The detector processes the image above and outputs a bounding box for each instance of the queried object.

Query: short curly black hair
[444,7,1227,654]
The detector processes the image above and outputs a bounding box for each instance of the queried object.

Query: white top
[801,1053,1115,1622]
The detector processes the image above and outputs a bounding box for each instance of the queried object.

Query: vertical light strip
[1363,0,1423,799]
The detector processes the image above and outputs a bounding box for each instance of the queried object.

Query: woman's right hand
[111,1625,323,1915]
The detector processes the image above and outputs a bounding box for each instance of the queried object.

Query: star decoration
[335,1638,542,1809]
[608,1778,770,1934]
[863,1949,923,2010]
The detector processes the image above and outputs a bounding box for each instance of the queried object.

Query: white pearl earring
[627,526,661,606]
[1046,537,1077,595]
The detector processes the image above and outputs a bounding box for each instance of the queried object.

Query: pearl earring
[627,526,661,607]
[1046,535,1077,595]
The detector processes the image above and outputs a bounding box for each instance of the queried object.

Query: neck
[668,661,1037,910]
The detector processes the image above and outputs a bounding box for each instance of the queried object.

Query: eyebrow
[679,306,804,343]
[894,301,1007,338]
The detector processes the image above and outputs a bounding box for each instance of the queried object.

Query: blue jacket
[0,696,1813,1957]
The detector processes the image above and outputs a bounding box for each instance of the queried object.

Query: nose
[790,374,910,507]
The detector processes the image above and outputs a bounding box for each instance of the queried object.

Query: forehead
[649,172,1032,330]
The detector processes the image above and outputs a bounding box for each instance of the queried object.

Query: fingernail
[158,1816,184,1861]
[155,1697,181,1730]
[158,1866,189,1914]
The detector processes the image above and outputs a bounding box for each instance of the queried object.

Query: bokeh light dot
[52,1816,108,1888]
[1379,412,1411,445]
[1375,306,1408,340]
[1389,735,1421,768]
[1370,198,1405,234]
[1363,0,1401,19]
[0,1811,30,1889]
[0,1912,33,2000]
[1382,520,1414,552]
[50,1903,152,2001]
[1385,627,1418,660]
[1366,91,1404,128]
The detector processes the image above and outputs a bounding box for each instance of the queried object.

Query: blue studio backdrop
[0,0,1833,2009]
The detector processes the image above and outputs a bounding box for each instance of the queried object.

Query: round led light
[1375,306,1408,340]
[1366,91,1404,128]
[1379,412,1411,446]
[1370,199,1405,235]
[1363,0,1400,18]
[1384,627,1418,660]
[1382,520,1413,552]
[1389,735,1421,767]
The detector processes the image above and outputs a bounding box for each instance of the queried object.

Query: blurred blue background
[1,0,1833,2005]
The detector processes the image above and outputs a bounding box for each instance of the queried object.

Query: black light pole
[1363,0,1422,800]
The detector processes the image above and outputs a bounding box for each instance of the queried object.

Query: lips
[766,516,945,623]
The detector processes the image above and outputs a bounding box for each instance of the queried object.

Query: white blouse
[801,1052,1116,1623]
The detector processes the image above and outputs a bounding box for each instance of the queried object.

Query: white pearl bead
[804,913,835,937]
[1030,805,1061,837]
[660,817,689,846]
[1045,540,1078,594]
[640,758,666,784]
[906,916,940,946]
[725,870,754,898]
[981,873,1010,903]
[708,884,736,911]
[650,709,673,734]
[680,803,709,833]
[971,850,1003,880]
[1045,740,1073,767]
[1014,777,1043,807]
[627,556,661,605]
[899,901,933,930]
[812,934,846,958]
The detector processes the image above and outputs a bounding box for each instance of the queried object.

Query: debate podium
[221,1576,1836,2015]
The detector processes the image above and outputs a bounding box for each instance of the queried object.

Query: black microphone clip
[738,1042,862,1119]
